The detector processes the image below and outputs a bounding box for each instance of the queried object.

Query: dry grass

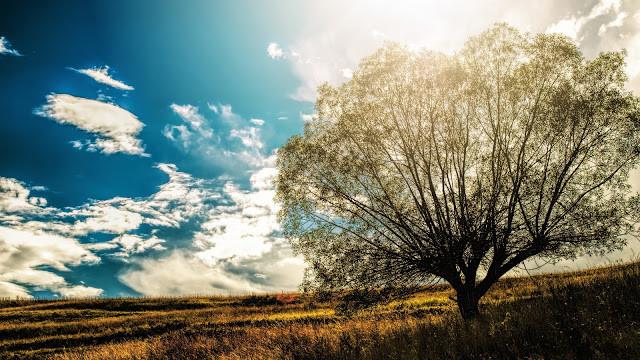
[1,262,639,359]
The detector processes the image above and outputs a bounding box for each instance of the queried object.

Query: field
[1,262,639,360]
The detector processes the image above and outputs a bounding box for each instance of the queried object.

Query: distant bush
[239,293,300,307]
[275,293,299,305]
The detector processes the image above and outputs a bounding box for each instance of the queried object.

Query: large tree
[275,24,640,319]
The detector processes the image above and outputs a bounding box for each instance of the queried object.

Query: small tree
[276,24,640,319]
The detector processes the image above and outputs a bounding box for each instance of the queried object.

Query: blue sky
[1,0,640,298]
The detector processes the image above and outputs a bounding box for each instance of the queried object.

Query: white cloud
[66,205,144,236]
[162,124,191,147]
[57,285,103,298]
[119,158,305,296]
[194,181,278,260]
[164,102,271,171]
[1,163,218,238]
[0,36,21,56]
[68,163,221,232]
[1,109,295,298]
[37,94,148,156]
[598,11,627,35]
[341,68,354,79]
[71,66,134,91]
[90,234,166,258]
[250,166,278,190]
[267,42,284,59]
[220,104,235,120]
[207,103,219,114]
[0,226,99,271]
[70,140,86,150]
[230,127,263,150]
[169,104,213,138]
[0,281,31,298]
[120,251,265,296]
[0,157,289,298]
[280,0,640,101]
[0,177,48,215]
[250,118,265,126]
[8,101,301,297]
[120,246,305,296]
[0,163,221,298]
[0,226,102,298]
[546,0,622,40]
[546,17,585,40]
[300,112,316,123]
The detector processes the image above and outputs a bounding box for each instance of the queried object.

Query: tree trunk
[456,290,480,320]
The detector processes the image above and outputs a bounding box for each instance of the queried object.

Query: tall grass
[1,262,638,359]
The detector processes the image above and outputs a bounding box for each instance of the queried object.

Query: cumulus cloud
[267,42,284,59]
[207,103,221,114]
[120,251,257,296]
[0,110,299,298]
[163,102,271,171]
[66,205,144,236]
[0,163,224,298]
[36,94,148,156]
[0,177,48,215]
[89,234,166,258]
[0,36,21,56]
[546,0,622,40]
[6,101,302,297]
[341,68,354,79]
[14,163,219,237]
[0,281,31,298]
[598,10,627,35]
[0,226,102,298]
[121,246,304,296]
[168,104,213,139]
[71,66,134,91]
[230,127,263,150]
[300,112,316,123]
[57,285,104,298]
[112,234,166,256]
[219,104,236,120]
[278,0,640,102]
[120,160,305,296]
[1,269,103,298]
[157,110,298,294]
[0,163,217,241]
[546,1,640,99]
[250,118,265,126]
[65,163,221,233]
[194,179,278,260]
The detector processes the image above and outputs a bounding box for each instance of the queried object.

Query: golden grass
[1,261,638,359]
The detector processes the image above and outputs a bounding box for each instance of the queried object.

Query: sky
[1,0,640,298]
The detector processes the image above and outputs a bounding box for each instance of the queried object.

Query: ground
[1,262,639,359]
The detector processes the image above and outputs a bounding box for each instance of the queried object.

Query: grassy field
[1,262,639,359]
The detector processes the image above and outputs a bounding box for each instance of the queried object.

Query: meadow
[1,262,639,359]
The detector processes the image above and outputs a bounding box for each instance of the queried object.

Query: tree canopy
[275,24,640,319]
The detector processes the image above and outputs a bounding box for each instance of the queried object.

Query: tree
[275,24,640,319]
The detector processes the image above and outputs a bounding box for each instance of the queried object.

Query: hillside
[1,262,639,359]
